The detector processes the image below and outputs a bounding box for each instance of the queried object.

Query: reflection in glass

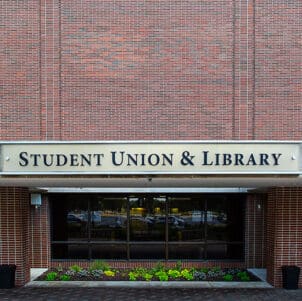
[52,194,88,241]
[206,196,244,243]
[50,194,245,260]
[90,197,127,241]
[168,197,205,241]
[129,196,166,241]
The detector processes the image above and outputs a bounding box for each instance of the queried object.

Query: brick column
[245,194,267,268]
[0,187,31,286]
[30,195,51,268]
[267,187,302,288]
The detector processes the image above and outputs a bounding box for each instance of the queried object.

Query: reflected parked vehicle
[67,213,83,224]
[80,212,124,228]
[155,216,185,229]
[67,213,85,231]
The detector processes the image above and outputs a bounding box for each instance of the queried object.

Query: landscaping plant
[181,269,194,281]
[223,274,233,281]
[60,274,71,281]
[69,265,82,273]
[168,269,181,279]
[45,272,58,281]
[89,260,110,272]
[39,261,256,282]
[155,271,169,281]
[104,270,115,277]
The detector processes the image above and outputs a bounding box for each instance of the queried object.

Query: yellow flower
[104,270,115,277]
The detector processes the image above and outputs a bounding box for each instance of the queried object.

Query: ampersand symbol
[181,151,195,166]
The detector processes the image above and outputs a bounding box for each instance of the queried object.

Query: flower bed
[37,261,260,282]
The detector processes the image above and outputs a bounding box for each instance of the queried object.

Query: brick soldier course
[0,0,301,288]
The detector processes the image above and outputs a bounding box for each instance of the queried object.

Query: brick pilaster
[245,194,267,268]
[0,188,31,286]
[267,187,302,288]
[30,195,51,268]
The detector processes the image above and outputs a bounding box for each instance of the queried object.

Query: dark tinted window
[50,194,244,260]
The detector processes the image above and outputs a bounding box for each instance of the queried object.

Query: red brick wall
[0,188,31,286]
[245,194,267,268]
[267,187,302,288]
[51,260,245,270]
[0,1,41,140]
[30,195,51,268]
[59,0,234,140]
[0,1,301,141]
[0,0,301,287]
[254,1,302,139]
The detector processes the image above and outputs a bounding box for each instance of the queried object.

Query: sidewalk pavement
[0,287,302,301]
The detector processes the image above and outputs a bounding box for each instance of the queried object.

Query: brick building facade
[0,1,301,287]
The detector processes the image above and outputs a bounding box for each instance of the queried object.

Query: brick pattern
[245,194,267,268]
[40,0,62,140]
[59,0,234,140]
[233,0,256,139]
[0,1,41,140]
[267,187,302,288]
[0,0,301,288]
[1,1,301,141]
[51,260,245,270]
[0,188,31,286]
[254,1,302,139]
[30,196,51,268]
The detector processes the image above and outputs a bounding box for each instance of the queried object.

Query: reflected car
[81,212,123,228]
[67,213,83,228]
[154,216,185,228]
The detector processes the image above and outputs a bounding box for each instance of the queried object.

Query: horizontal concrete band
[26,281,272,289]
[1,141,301,175]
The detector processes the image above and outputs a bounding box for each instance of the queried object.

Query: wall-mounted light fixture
[31,193,42,209]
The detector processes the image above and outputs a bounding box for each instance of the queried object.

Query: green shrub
[128,271,138,281]
[181,269,194,281]
[89,260,110,272]
[55,265,63,273]
[45,272,58,281]
[60,274,71,281]
[211,266,221,273]
[143,272,153,281]
[152,262,165,273]
[168,269,181,279]
[237,271,250,281]
[240,274,250,281]
[175,261,182,271]
[200,267,209,273]
[223,274,233,281]
[155,271,168,281]
[133,267,147,275]
[69,265,82,273]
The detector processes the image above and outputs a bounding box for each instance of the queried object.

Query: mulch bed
[36,268,261,282]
